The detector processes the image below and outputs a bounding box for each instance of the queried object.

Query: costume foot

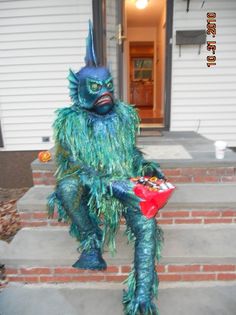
[72,249,107,270]
[139,300,158,315]
[123,293,158,315]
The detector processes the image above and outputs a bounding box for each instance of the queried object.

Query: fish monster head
[70,66,114,115]
[68,21,115,115]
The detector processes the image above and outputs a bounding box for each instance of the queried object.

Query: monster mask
[68,21,114,115]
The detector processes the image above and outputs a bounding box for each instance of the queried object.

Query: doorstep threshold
[140,123,164,128]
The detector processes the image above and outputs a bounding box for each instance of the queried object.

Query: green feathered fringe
[88,193,124,254]
[122,224,163,315]
[48,101,144,254]
[53,101,140,181]
[47,192,69,223]
[123,268,159,315]
[47,187,124,254]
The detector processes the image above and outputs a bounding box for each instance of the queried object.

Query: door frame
[164,0,174,130]
[92,0,106,66]
[93,0,174,130]
[116,0,125,99]
[119,0,174,129]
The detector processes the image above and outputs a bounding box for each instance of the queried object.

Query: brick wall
[32,167,236,186]
[6,264,236,284]
[19,209,236,227]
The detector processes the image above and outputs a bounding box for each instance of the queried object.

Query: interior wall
[127,27,156,41]
[155,4,166,116]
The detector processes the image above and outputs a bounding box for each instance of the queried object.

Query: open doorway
[124,0,166,126]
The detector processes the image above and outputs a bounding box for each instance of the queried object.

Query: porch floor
[137,131,236,168]
[32,131,236,172]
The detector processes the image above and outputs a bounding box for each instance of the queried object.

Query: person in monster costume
[48,21,166,315]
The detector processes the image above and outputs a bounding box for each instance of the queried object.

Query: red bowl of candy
[130,177,175,219]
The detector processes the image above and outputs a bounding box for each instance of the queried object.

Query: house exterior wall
[171,0,236,146]
[0,0,92,151]
[1,0,236,151]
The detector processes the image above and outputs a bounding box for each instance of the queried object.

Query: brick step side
[19,210,236,227]
[32,167,236,185]
[6,264,236,284]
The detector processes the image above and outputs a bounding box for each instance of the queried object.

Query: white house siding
[0,0,92,151]
[106,0,119,97]
[171,0,236,146]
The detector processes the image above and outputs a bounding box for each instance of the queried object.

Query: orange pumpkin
[38,150,52,163]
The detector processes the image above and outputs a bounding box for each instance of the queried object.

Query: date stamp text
[206,12,216,67]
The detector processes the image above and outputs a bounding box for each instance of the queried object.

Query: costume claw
[72,248,107,270]
[123,293,158,315]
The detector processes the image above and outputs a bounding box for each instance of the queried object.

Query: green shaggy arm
[53,107,111,198]
[56,145,111,199]
[133,147,166,180]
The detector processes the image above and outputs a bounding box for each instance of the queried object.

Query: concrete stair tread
[1,225,236,267]
[1,282,236,315]
[17,183,236,213]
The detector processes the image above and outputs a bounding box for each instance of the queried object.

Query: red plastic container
[131,177,175,219]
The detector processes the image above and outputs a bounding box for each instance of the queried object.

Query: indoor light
[135,0,149,10]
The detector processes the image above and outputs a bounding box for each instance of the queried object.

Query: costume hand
[143,162,167,180]
[152,167,167,181]
[109,180,141,209]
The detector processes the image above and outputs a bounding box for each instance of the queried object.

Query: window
[133,58,153,81]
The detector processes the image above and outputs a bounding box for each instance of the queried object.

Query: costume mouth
[94,93,114,107]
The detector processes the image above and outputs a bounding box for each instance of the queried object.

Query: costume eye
[90,82,102,92]
[106,80,114,90]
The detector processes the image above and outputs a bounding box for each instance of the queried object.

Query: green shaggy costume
[48,22,165,315]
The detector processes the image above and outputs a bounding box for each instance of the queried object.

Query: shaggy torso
[54,101,141,180]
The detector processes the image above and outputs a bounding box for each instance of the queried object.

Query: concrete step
[2,226,236,266]
[17,184,236,227]
[1,282,236,315]
[18,183,236,211]
[1,226,236,284]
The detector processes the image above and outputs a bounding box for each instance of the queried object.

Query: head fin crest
[68,68,79,103]
[85,20,97,67]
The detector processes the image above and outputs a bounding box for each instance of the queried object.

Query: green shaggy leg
[123,208,161,315]
[56,177,107,270]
